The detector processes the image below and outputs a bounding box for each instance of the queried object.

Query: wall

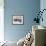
[0,0,4,42]
[4,0,40,42]
[40,0,46,45]
[40,0,46,27]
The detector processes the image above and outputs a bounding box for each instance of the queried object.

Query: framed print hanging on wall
[13,16,24,25]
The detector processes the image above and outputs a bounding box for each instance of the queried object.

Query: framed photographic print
[13,16,24,24]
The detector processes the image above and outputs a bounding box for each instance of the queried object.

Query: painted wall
[40,0,46,27]
[4,0,40,42]
[40,0,46,44]
[0,0,4,42]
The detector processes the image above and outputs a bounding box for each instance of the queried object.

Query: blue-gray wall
[4,0,40,42]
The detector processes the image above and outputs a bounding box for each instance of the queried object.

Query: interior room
[0,0,46,46]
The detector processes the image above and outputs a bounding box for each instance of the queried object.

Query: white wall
[0,0,4,42]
